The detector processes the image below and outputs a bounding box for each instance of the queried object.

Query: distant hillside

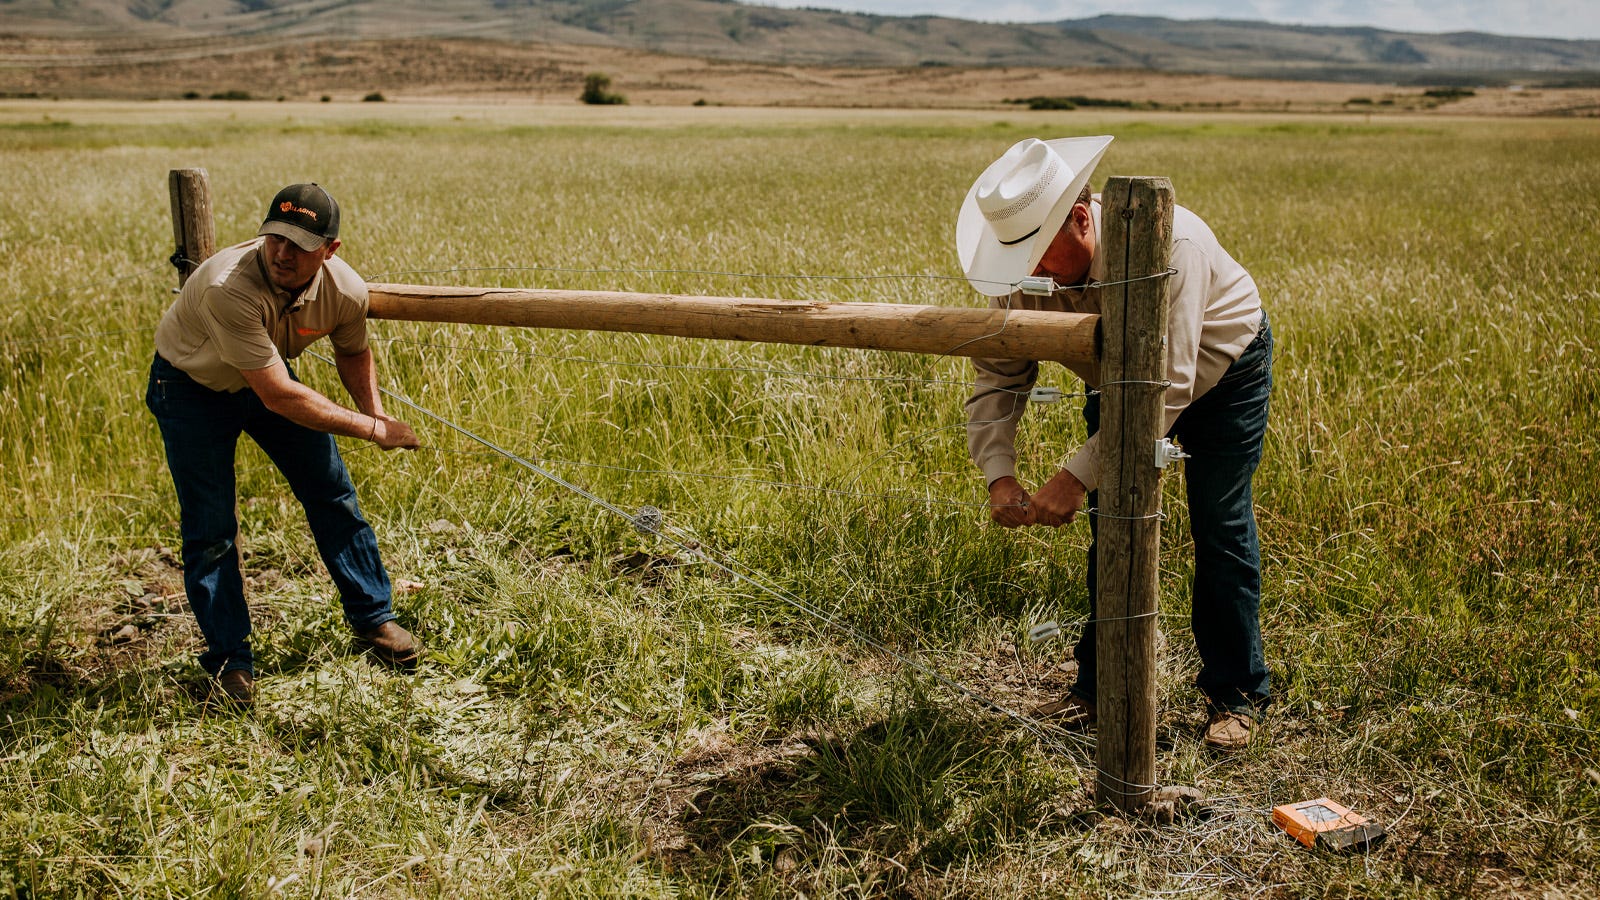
[1061,15,1600,84]
[2,0,1598,84]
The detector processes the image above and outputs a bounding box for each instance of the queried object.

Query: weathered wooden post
[168,168,216,287]
[1094,176,1174,813]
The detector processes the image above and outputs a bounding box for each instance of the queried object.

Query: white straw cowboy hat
[956,135,1114,296]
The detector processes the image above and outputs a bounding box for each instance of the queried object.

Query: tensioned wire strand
[412,443,1001,510]
[405,442,1185,539]
[0,262,170,309]
[0,319,1147,525]
[370,334,1072,398]
[2,328,145,347]
[363,263,978,286]
[373,331,1167,522]
[7,316,1079,405]
[359,262,1175,297]
[369,358,1157,523]
[358,263,1161,518]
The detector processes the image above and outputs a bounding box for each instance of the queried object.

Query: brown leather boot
[1203,710,1255,752]
[1031,694,1097,730]
[357,620,421,670]
[214,669,255,707]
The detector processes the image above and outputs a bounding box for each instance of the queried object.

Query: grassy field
[1,101,1597,897]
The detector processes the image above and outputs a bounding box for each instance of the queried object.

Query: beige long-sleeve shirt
[966,200,1262,492]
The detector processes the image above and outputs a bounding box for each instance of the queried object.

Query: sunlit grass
[1,104,1597,896]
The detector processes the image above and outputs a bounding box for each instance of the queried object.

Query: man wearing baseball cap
[147,183,422,706]
[958,137,1273,751]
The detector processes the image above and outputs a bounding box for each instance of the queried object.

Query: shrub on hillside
[1006,95,1138,111]
[580,73,626,105]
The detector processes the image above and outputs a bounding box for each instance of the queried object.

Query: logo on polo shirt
[296,327,332,337]
[279,201,319,221]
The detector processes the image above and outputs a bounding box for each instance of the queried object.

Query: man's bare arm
[240,360,418,450]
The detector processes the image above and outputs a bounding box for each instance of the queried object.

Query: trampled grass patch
[1,103,1597,896]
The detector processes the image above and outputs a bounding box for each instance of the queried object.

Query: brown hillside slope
[2,36,1596,115]
[3,0,1599,82]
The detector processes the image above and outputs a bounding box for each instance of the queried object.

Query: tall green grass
[1,105,1597,896]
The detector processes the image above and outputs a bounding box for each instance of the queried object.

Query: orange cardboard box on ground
[1272,798,1388,853]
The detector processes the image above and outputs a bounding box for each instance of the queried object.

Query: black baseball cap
[258,183,340,251]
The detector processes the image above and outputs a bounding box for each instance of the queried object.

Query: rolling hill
[2,0,1598,85]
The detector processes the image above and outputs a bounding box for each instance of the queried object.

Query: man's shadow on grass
[656,698,1085,885]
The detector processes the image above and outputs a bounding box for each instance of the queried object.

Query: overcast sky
[753,0,1600,41]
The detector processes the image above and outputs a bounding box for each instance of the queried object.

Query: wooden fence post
[168,168,216,286]
[1094,176,1174,813]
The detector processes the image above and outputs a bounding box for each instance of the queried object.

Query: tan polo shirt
[154,238,370,393]
[966,200,1263,492]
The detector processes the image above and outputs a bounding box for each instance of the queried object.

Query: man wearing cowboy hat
[959,136,1273,751]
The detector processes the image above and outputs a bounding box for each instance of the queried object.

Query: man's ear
[323,239,341,258]
[1070,201,1093,232]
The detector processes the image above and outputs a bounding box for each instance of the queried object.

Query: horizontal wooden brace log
[366,284,1099,365]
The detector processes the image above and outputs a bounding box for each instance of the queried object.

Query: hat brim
[956,136,1113,296]
[258,220,330,252]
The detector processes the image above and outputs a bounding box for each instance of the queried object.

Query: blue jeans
[146,354,396,676]
[1072,314,1273,715]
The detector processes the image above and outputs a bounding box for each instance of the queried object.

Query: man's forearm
[966,356,1037,486]
[265,379,380,439]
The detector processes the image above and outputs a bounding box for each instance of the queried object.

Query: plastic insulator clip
[1029,386,1064,404]
[1016,275,1058,296]
[1028,620,1062,642]
[1154,438,1190,470]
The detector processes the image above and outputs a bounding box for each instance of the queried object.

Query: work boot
[1203,710,1255,752]
[357,620,421,670]
[214,669,255,707]
[1032,694,1097,730]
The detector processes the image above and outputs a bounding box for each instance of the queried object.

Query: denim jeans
[1071,313,1273,715]
[146,354,396,676]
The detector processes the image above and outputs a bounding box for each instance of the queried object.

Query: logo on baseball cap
[258,183,340,251]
